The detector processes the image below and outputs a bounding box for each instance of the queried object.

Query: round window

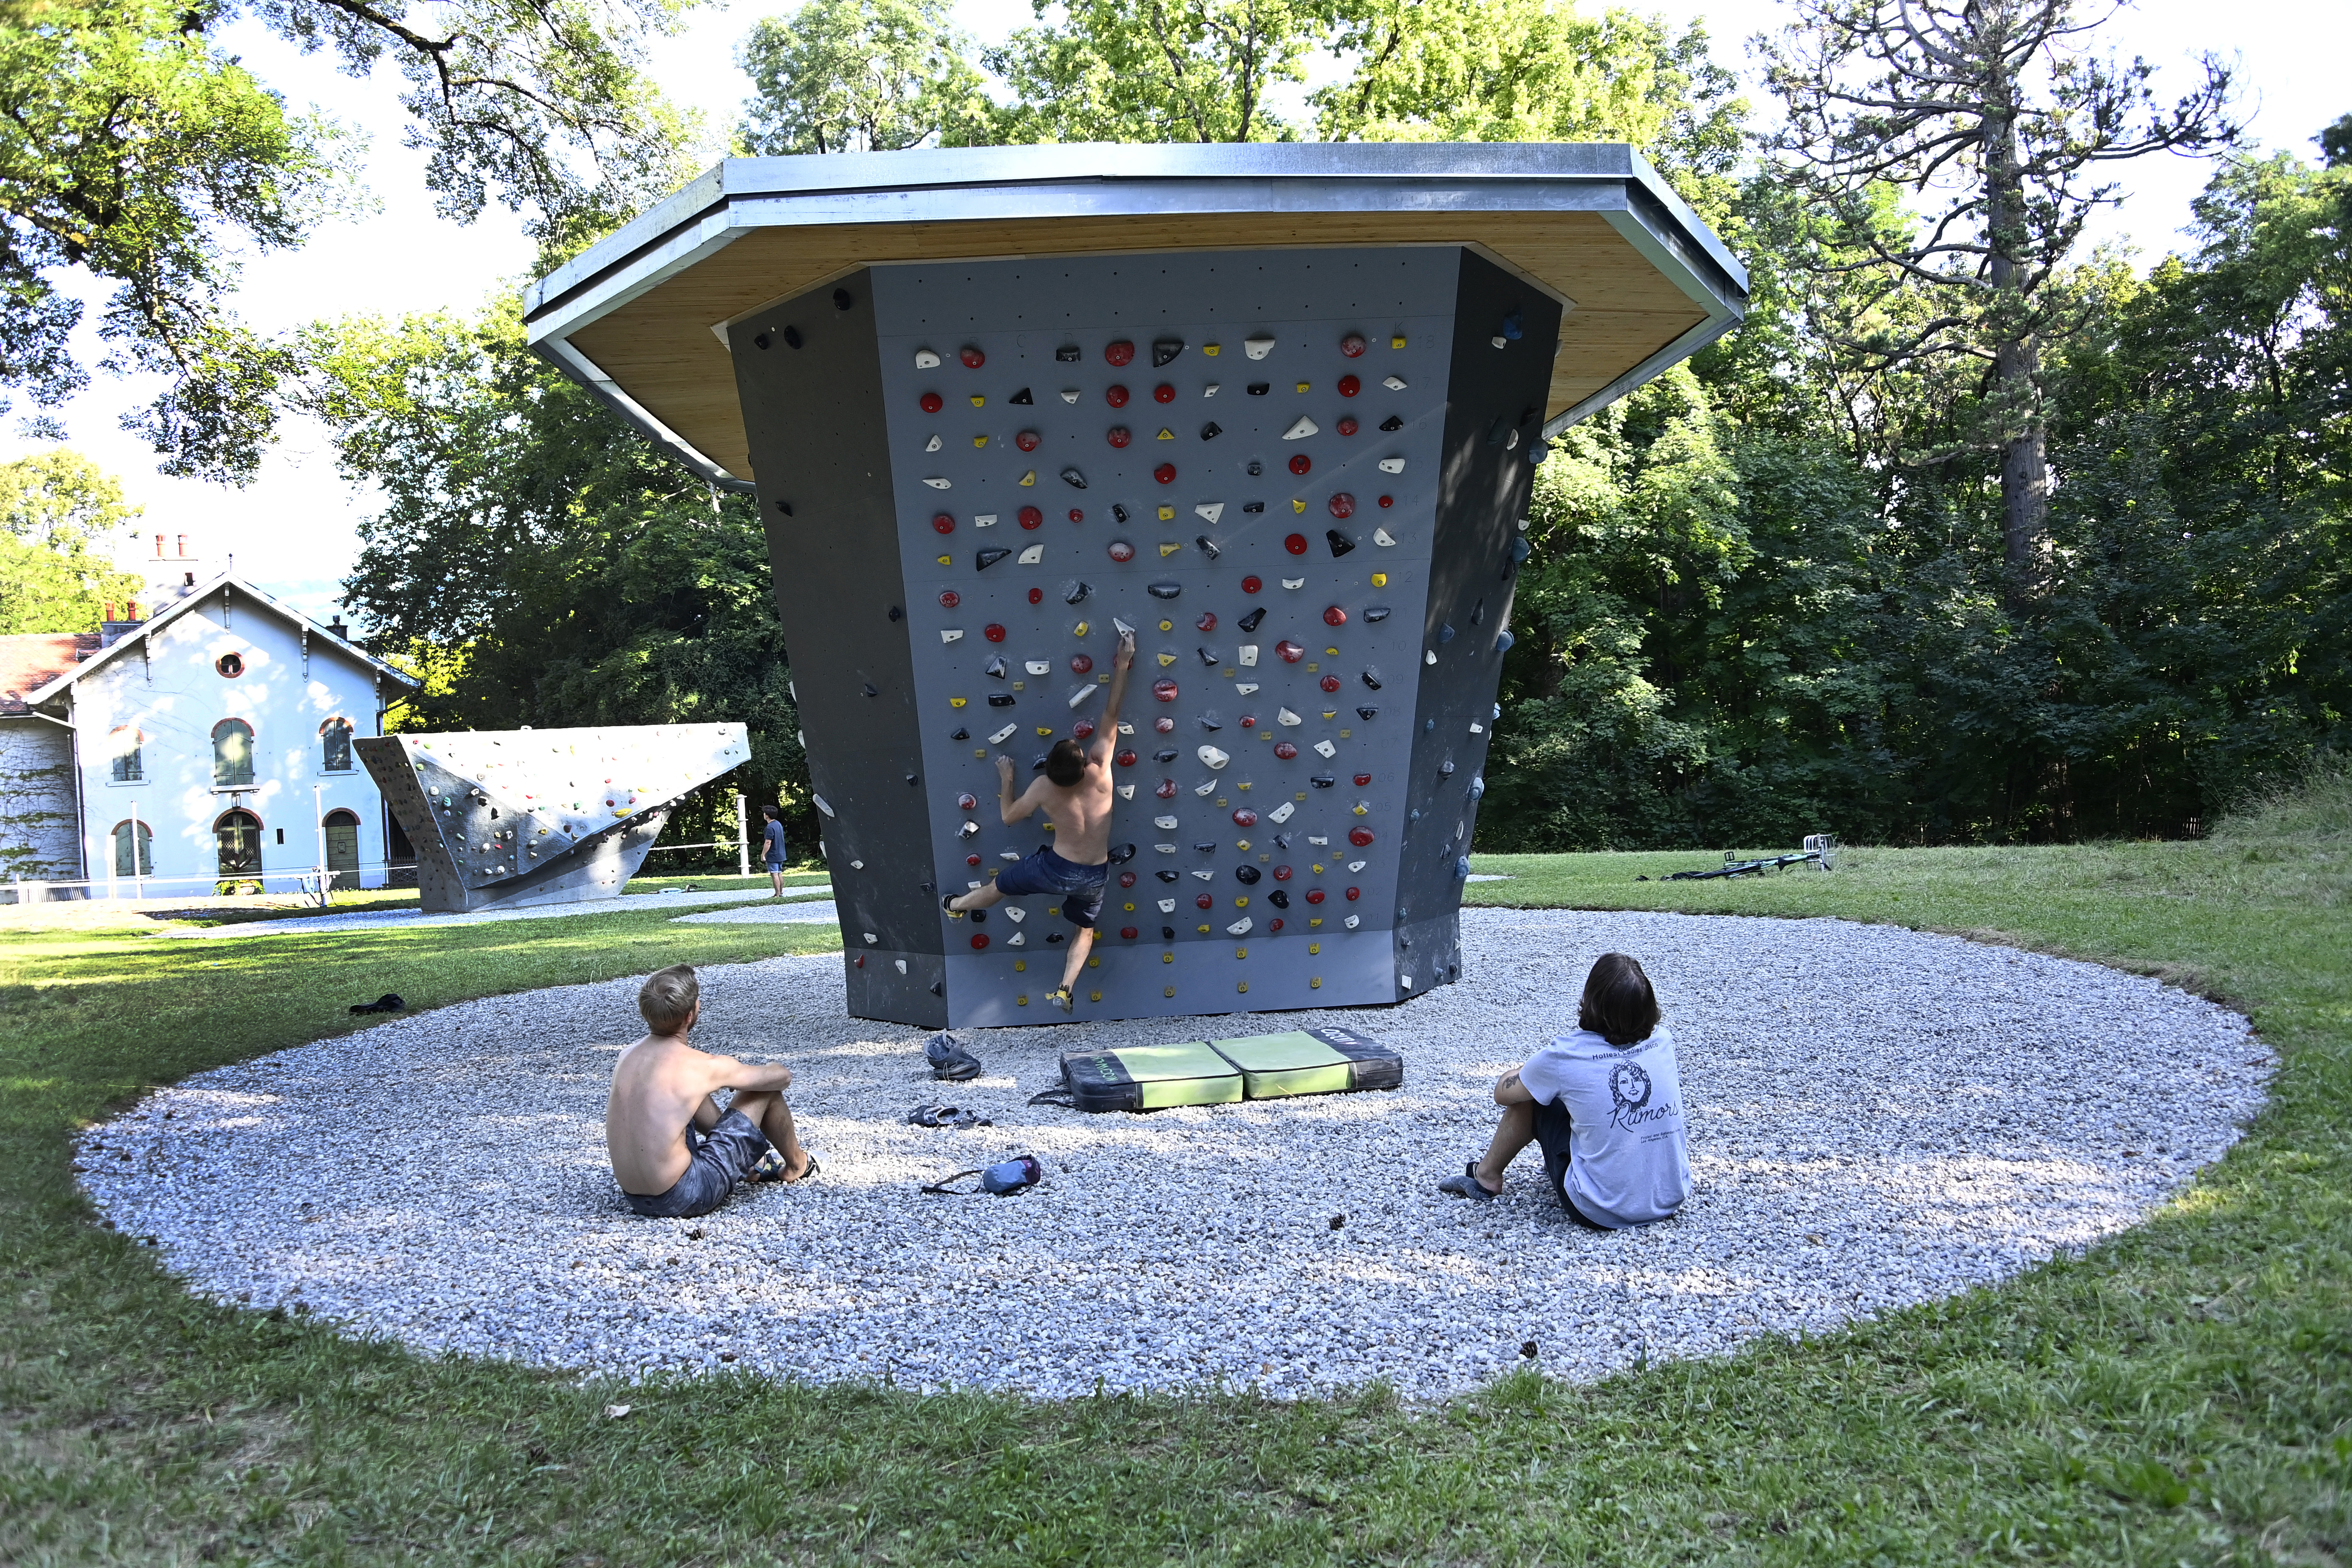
[215,652,245,678]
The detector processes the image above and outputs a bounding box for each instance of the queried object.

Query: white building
[0,573,419,896]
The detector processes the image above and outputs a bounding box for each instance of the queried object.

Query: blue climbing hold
[1494,631,1514,653]
[1510,536,1531,564]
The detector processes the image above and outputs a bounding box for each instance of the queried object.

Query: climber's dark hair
[1045,738,1088,787]
[1578,952,1660,1046]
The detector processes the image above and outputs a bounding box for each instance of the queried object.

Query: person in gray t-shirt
[760,805,787,899]
[1437,953,1691,1228]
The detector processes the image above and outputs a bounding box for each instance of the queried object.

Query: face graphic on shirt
[1608,1060,1653,1116]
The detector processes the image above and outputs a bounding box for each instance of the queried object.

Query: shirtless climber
[942,628,1136,1013]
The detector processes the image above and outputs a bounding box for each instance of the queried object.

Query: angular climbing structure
[523,146,1745,1026]
[357,724,750,913]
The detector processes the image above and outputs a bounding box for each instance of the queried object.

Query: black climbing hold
[1154,749,1177,762]
[984,655,1007,678]
[970,909,987,923]
[950,727,969,740]
[1495,631,1516,652]
[1379,414,1403,432]
[1235,864,1261,885]
[1409,808,1422,822]
[1237,607,1266,633]
[1424,719,1437,732]
[1196,713,1222,730]
[863,683,879,697]
[1108,843,1137,863]
[1470,598,1485,626]
[1064,580,1092,605]
[1310,773,1335,788]
[1247,383,1269,396]
[1439,623,1456,643]
[1056,344,1081,362]
[1196,647,1220,667]
[1326,530,1356,558]
[1486,416,1509,446]
[1148,582,1181,599]
[1195,535,1220,560]
[1157,870,1179,882]
[976,547,1012,569]
[1271,833,1290,849]
[1031,755,1049,771]
[1192,841,1217,853]
[904,773,918,784]
[1246,459,1263,476]
[1356,706,1379,720]
[1361,668,1382,690]
[832,287,853,310]
[1364,606,1390,622]
[1200,421,1222,440]
[888,605,903,622]
[1161,926,1176,939]
[1153,338,1185,368]
[1267,888,1289,908]
[1046,931,1066,944]
[1527,441,1550,465]
[1112,504,1130,523]
[776,499,794,516]
[783,325,803,349]
[988,693,1015,707]
[753,332,770,350]
[1242,501,1264,513]
[930,980,945,996]
[1009,387,1034,405]
[1060,467,1087,489]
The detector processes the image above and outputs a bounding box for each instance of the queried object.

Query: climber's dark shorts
[993,846,1108,928]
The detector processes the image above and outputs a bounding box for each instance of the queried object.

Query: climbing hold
[1018,544,1044,564]
[1276,640,1305,662]
[1495,631,1515,652]
[1323,604,1348,627]
[1356,706,1379,720]
[1227,917,1252,936]
[1030,588,1045,605]
[1283,416,1318,441]
[1244,335,1275,360]
[1380,415,1404,432]
[1196,646,1220,667]
[1105,340,1135,367]
[940,628,964,643]
[1153,385,1175,406]
[1195,611,1218,632]
[1337,417,1358,437]
[1382,375,1407,392]
[1340,333,1367,358]
[959,345,985,368]
[1153,678,1179,702]
[1107,385,1130,408]
[1320,674,1340,691]
[1237,645,1258,667]
[924,476,951,490]
[1015,430,1040,452]
[1153,463,1176,485]
[977,549,1011,571]
[1313,739,1337,757]
[914,348,942,369]
[920,391,944,413]
[1193,502,1224,526]
[1289,455,1312,476]
[1200,422,1222,441]
[1327,530,1356,557]
[1108,427,1131,448]
[1148,582,1181,599]
[1153,339,1185,368]
[1061,468,1087,488]
[1273,741,1297,759]
[1232,808,1259,828]
[1277,707,1303,726]
[933,514,955,534]
[1064,580,1092,605]
[1349,827,1374,847]
[1361,668,1382,690]
[1364,606,1390,623]
[1283,534,1307,556]
[1056,343,1081,362]
[939,590,961,608]
[1328,495,1355,520]
[1241,576,1263,596]
[1501,309,1524,341]
[1439,623,1456,643]
[1198,745,1230,770]
[1377,457,1405,474]
[1019,471,1036,486]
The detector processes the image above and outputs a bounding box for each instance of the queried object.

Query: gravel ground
[79,909,2268,1400]
[672,900,841,926]
[164,887,831,940]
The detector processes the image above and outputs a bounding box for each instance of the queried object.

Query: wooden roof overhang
[524,142,1747,490]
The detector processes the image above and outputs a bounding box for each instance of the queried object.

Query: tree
[0,449,146,633]
[1312,0,1742,195]
[305,299,811,852]
[1759,0,2234,604]
[737,0,990,154]
[0,0,697,482]
[983,0,1332,143]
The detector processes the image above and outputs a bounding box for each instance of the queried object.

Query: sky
[9,0,2344,629]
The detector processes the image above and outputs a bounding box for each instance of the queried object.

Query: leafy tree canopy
[0,449,146,633]
[737,0,991,153]
[983,0,1330,144]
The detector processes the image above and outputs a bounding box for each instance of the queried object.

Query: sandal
[1437,1161,1500,1201]
[908,1104,957,1127]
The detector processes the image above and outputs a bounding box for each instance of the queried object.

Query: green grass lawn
[1,782,2345,1565]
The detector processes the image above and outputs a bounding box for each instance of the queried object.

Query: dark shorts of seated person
[992,844,1108,928]
[1531,1097,1615,1231]
[622,1108,772,1219]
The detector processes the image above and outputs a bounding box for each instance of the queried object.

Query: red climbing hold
[1107,384,1130,408]
[1196,894,1214,909]
[1284,534,1308,555]
[1328,493,1355,519]
[1154,463,1176,485]
[1153,678,1179,701]
[958,792,977,810]
[1340,333,1367,357]
[1108,427,1132,448]
[1015,429,1040,452]
[1306,888,1326,904]
[1337,416,1358,437]
[1195,612,1217,632]
[1154,383,1175,404]
[1276,640,1305,662]
[1338,375,1361,397]
[1116,749,1138,767]
[967,854,982,866]
[984,623,1006,642]
[1018,506,1043,528]
[1119,871,1137,888]
[1108,540,1135,562]
[1239,714,1256,728]
[938,590,960,608]
[1354,772,1372,786]
[1155,716,1175,732]
[1068,509,1083,523]
[1027,588,1044,605]
[959,345,985,369]
[920,391,944,413]
[1378,495,1393,509]
[971,933,991,949]
[1323,604,1348,626]
[933,514,956,534]
[1156,778,1177,798]
[1105,340,1135,367]
[1273,864,1292,881]
[1232,807,1258,827]
[854,954,865,968]
[1345,885,1361,900]
[1289,454,1312,476]
[1071,653,1094,673]
[1349,826,1375,847]
[1073,718,1095,739]
[1320,675,1340,692]
[1241,574,1262,593]
[1269,918,1284,932]
[1273,741,1297,759]
[1120,926,1139,939]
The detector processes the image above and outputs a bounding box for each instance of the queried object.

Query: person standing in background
[761,804,788,899]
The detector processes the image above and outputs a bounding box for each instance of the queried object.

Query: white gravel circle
[79,909,2268,1399]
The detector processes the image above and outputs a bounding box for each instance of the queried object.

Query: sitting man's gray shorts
[622,1108,772,1219]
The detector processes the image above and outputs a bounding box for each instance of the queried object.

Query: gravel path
[163,887,832,940]
[80,909,2267,1399]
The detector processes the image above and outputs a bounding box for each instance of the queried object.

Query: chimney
[328,615,348,639]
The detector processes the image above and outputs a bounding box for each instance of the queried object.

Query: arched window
[212,718,255,786]
[107,727,143,783]
[323,808,361,885]
[111,819,153,877]
[214,809,262,876]
[319,716,354,772]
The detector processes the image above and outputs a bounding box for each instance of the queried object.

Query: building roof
[524,142,1748,490]
[17,574,420,713]
[0,632,98,715]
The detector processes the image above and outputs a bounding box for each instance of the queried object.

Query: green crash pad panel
[1061,1027,1401,1111]
[1208,1026,1405,1099]
[1060,1041,1245,1112]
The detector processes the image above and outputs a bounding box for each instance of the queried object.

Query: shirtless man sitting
[942,629,1136,1013]
[606,964,815,1218]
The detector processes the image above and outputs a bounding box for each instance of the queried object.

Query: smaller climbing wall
[357,724,750,912]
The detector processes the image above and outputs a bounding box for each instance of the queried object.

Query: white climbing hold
[1236,681,1259,694]
[1116,784,1134,799]
[895,958,908,974]
[1282,577,1305,590]
[1344,915,1361,929]
[1373,528,1396,547]
[1377,457,1405,474]
[1307,835,1328,846]
[1313,740,1337,758]
[1470,721,1484,733]
[850,859,865,870]
[1112,617,1136,639]
[1018,544,1043,564]
[925,435,942,452]
[1383,375,1407,391]
[1269,800,1296,824]
[1277,708,1302,727]
[914,348,941,368]
[1198,745,1230,770]
[1203,384,1220,397]
[1158,898,1177,913]
[959,820,980,838]
[1227,917,1253,936]
[1282,416,1318,441]
[1026,660,1051,675]
[941,629,965,643]
[862,931,878,944]
[1002,905,1025,923]
[1426,650,1437,664]
[1154,815,1179,829]
[1060,388,1080,403]
[1348,860,1366,872]
[1195,502,1224,524]
[813,794,836,817]
[974,512,997,527]
[1244,335,1276,360]
[924,476,951,489]
[1007,931,1026,947]
[1237,645,1258,667]
[989,723,1017,744]
[1194,780,1217,796]
[1067,684,1098,709]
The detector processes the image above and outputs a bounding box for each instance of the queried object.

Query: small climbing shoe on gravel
[1437,1162,1500,1201]
[1048,986,1075,1014]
